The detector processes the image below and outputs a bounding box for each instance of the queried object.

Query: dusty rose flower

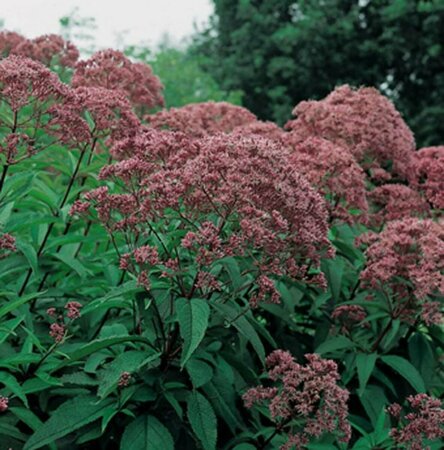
[243,351,351,449]
[368,184,430,227]
[0,233,16,259]
[0,396,8,412]
[83,131,332,306]
[137,271,151,290]
[421,301,443,326]
[288,136,368,223]
[13,34,79,68]
[49,86,140,145]
[195,271,221,292]
[285,85,415,180]
[409,146,444,211]
[65,301,82,320]
[360,218,444,325]
[73,49,163,113]
[388,394,444,450]
[49,323,65,343]
[0,55,66,112]
[118,372,132,387]
[146,101,257,138]
[332,304,368,333]
[249,275,281,308]
[0,55,79,165]
[46,307,56,317]
[232,120,286,143]
[0,31,27,57]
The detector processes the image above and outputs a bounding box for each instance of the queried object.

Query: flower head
[49,322,66,343]
[368,184,430,226]
[285,85,415,180]
[360,218,444,324]
[0,31,27,57]
[146,101,257,138]
[65,301,83,320]
[13,34,79,68]
[388,394,444,450]
[0,233,16,259]
[287,136,368,223]
[409,146,444,211]
[0,396,8,413]
[73,49,163,113]
[243,350,351,449]
[0,55,66,111]
[84,131,332,306]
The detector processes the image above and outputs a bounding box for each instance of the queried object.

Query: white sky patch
[1,0,213,49]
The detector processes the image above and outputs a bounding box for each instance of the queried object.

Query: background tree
[192,0,444,145]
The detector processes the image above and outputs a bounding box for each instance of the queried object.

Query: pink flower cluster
[287,137,368,222]
[0,396,8,413]
[49,86,140,145]
[72,49,164,114]
[387,394,444,450]
[118,372,132,387]
[232,120,285,143]
[146,101,257,137]
[1,31,79,68]
[79,130,332,305]
[409,146,444,211]
[0,55,66,112]
[47,301,83,343]
[331,304,368,333]
[0,55,77,163]
[243,350,351,449]
[368,184,430,227]
[360,218,444,325]
[285,85,415,181]
[0,233,16,259]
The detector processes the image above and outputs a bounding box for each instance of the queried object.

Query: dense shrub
[0,32,443,450]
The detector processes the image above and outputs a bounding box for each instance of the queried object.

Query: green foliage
[187,391,218,450]
[126,44,243,108]
[120,415,174,450]
[177,297,210,367]
[0,26,443,450]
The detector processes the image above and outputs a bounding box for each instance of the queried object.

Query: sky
[1,0,214,50]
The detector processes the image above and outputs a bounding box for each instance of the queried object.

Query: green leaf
[356,353,378,396]
[203,374,244,433]
[23,396,113,450]
[0,316,23,345]
[408,333,435,388]
[79,281,139,315]
[53,252,92,279]
[0,371,28,407]
[360,384,388,426]
[186,358,214,388]
[211,302,265,362]
[380,355,426,393]
[315,335,354,355]
[188,391,217,450]
[177,298,210,368]
[120,415,174,450]
[52,336,150,372]
[98,351,160,398]
[0,292,45,320]
[15,239,39,274]
[9,407,40,430]
[322,258,345,301]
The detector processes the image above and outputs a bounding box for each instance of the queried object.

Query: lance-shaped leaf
[177,298,210,368]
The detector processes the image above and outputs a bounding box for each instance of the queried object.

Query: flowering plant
[0,32,442,450]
